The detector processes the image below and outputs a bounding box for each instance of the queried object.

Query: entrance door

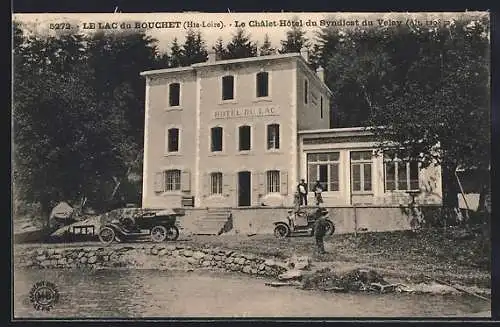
[238,171,251,207]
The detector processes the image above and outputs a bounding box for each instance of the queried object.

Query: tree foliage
[315,14,490,208]
[223,28,257,60]
[13,24,160,221]
[280,22,310,54]
[180,30,208,66]
[168,37,183,67]
[259,34,276,56]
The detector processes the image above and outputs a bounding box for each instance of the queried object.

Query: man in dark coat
[314,213,328,254]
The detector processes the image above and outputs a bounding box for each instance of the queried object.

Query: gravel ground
[14,227,491,289]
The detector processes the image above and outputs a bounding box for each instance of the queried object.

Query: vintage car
[97,208,184,245]
[273,207,335,239]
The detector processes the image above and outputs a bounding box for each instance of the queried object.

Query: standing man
[313,180,324,206]
[314,213,328,254]
[297,179,308,206]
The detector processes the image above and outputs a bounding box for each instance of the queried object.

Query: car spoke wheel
[274,224,290,239]
[98,227,116,245]
[165,226,179,241]
[325,221,335,236]
[151,225,168,242]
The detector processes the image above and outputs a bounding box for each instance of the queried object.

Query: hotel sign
[212,106,279,120]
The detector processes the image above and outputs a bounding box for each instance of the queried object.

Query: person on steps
[297,179,308,206]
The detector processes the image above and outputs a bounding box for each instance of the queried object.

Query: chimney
[207,49,216,63]
[300,46,309,63]
[316,66,325,82]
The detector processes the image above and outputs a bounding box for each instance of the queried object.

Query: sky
[13,12,487,54]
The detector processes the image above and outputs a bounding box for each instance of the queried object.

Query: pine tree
[181,30,208,66]
[169,38,182,68]
[279,23,310,54]
[259,34,275,56]
[225,28,257,59]
[213,37,228,60]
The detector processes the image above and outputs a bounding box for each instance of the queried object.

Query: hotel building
[140,50,442,212]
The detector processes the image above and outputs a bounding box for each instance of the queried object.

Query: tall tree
[213,37,228,60]
[13,26,162,221]
[180,30,208,66]
[370,17,490,210]
[169,38,182,67]
[13,30,97,220]
[279,22,310,54]
[259,34,275,56]
[320,27,396,127]
[225,28,257,59]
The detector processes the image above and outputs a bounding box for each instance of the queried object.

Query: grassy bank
[181,227,490,288]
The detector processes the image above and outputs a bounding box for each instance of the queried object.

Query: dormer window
[222,75,234,100]
[169,83,180,107]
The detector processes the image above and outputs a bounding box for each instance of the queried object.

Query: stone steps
[193,209,232,235]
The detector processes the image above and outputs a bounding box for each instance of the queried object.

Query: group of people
[296,179,324,206]
[294,179,328,255]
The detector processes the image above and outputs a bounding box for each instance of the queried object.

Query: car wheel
[150,225,168,242]
[274,224,290,239]
[325,220,335,236]
[98,227,116,245]
[165,226,179,241]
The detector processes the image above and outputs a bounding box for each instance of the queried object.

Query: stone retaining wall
[15,245,289,278]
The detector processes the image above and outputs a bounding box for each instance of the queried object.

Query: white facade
[140,52,442,209]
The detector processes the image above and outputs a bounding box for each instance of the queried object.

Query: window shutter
[252,172,260,198]
[223,173,231,197]
[202,173,210,197]
[258,172,266,196]
[154,172,164,193]
[228,173,236,194]
[181,170,191,192]
[280,171,288,195]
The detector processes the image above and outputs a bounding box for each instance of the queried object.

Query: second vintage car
[98,208,183,244]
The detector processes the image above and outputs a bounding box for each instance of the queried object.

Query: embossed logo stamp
[29,280,60,311]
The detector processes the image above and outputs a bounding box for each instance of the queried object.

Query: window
[169,83,180,107]
[165,169,181,191]
[320,96,323,119]
[384,154,419,191]
[307,152,340,192]
[239,125,251,151]
[267,124,280,150]
[350,151,373,192]
[304,80,309,104]
[210,172,223,195]
[256,72,269,98]
[222,75,234,100]
[167,128,179,152]
[211,127,223,152]
[266,170,281,193]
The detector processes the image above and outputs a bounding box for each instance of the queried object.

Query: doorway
[237,171,251,207]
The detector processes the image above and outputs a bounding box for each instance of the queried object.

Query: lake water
[13,268,491,318]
